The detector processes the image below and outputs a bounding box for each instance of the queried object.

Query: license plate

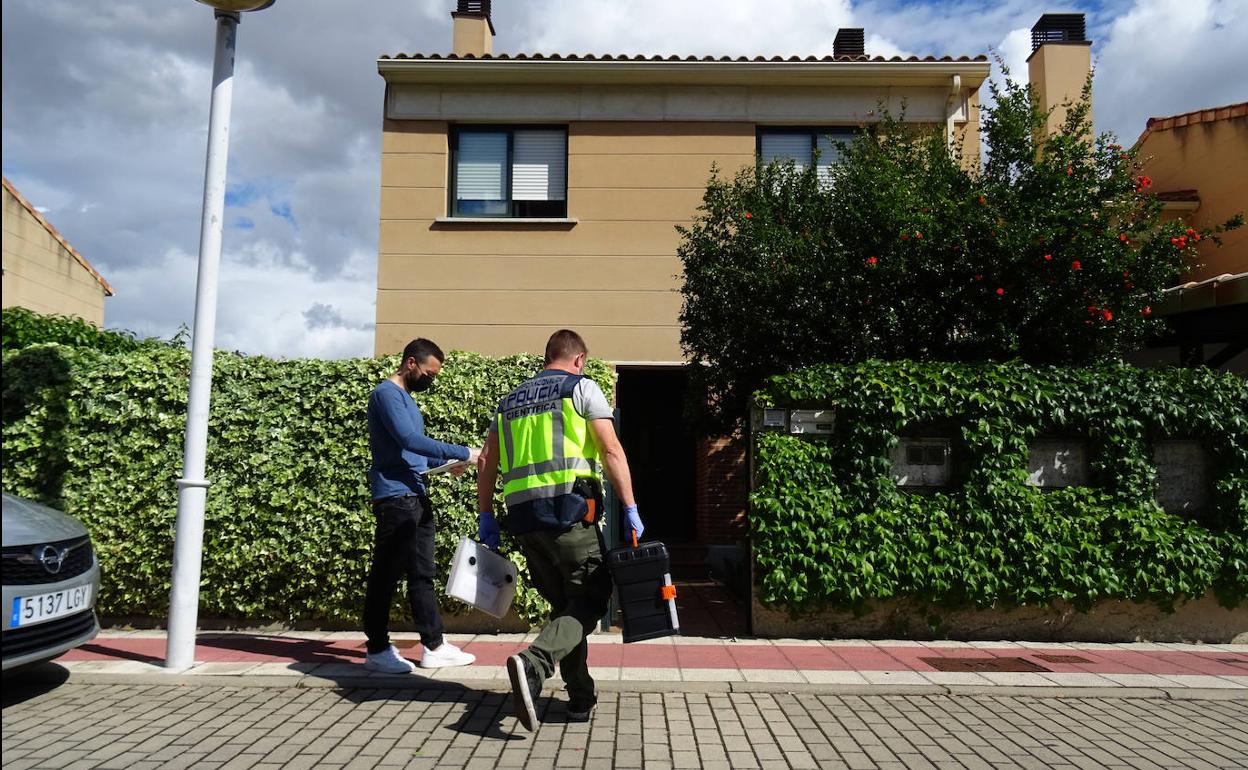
[11,584,93,628]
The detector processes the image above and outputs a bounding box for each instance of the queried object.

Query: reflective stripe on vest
[498,373,599,510]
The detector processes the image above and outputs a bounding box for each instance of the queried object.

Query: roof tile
[379,52,988,63]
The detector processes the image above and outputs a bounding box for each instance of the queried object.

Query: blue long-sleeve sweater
[367,379,470,500]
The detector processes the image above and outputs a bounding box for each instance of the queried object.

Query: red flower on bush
[1135,175,1152,191]
[1141,306,1153,317]
[1066,165,1074,176]
[914,231,923,239]
[977,195,986,205]
[865,256,878,267]
[1118,233,1129,243]
[996,287,1005,296]
[1101,309,1114,322]
[1043,253,1053,261]
[1186,227,1196,237]
[1071,260,1082,270]
[744,211,753,219]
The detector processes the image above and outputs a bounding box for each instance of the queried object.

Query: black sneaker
[506,654,539,732]
[567,697,596,722]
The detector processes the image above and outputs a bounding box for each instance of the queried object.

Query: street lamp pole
[166,0,273,672]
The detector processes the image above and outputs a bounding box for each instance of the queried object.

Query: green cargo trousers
[514,520,613,704]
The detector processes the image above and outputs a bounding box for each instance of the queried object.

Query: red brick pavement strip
[62,634,1248,676]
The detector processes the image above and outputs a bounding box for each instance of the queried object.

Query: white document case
[445,536,518,618]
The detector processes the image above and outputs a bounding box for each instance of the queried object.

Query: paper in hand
[426,458,471,475]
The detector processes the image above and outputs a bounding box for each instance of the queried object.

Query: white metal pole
[165,9,240,672]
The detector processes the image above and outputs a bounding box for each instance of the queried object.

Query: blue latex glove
[624,504,644,542]
[478,511,501,551]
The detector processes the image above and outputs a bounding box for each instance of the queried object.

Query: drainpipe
[946,74,962,149]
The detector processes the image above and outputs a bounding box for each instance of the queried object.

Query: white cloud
[103,244,375,360]
[504,0,856,56]
[1093,0,1248,143]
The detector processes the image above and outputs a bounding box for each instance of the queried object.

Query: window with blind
[758,128,856,187]
[451,126,568,218]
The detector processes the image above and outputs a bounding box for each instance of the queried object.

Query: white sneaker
[419,641,476,669]
[363,645,417,674]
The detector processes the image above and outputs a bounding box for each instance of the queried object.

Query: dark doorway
[615,367,697,545]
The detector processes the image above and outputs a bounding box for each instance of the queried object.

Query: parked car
[2,493,100,672]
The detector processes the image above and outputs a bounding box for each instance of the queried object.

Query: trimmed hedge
[751,361,1248,612]
[1,343,614,626]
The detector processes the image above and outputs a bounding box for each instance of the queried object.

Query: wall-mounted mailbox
[891,438,951,487]
[762,409,788,429]
[790,409,835,435]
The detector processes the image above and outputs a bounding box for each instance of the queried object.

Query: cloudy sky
[3,0,1245,359]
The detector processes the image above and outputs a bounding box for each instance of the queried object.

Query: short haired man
[476,329,644,730]
[363,338,481,673]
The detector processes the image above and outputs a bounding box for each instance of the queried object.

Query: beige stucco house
[2,177,113,326]
[1134,103,1248,372]
[373,4,1092,570]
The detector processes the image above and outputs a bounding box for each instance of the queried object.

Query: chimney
[834,28,865,59]
[1027,13,1092,136]
[452,0,494,57]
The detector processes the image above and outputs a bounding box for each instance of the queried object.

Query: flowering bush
[677,76,1242,428]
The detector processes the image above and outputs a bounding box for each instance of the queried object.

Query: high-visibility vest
[497,371,600,522]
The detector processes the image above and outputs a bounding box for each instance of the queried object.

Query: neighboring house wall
[2,181,112,326]
[1138,108,1248,282]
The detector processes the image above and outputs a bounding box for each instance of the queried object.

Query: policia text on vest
[496,372,608,534]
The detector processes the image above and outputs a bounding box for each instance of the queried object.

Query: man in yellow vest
[476,329,643,732]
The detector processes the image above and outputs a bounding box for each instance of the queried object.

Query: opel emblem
[38,545,69,575]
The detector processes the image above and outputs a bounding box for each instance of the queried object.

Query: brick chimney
[452,0,494,57]
[834,28,865,59]
[1027,13,1092,136]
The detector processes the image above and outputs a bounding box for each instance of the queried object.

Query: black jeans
[363,494,444,655]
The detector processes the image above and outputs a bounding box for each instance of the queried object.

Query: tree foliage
[678,76,1243,429]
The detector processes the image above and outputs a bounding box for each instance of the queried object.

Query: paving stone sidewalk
[3,680,1247,770]
[54,631,1248,696]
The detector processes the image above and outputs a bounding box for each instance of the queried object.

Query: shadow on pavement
[75,643,161,663]
[332,681,528,741]
[2,662,71,707]
[194,634,364,664]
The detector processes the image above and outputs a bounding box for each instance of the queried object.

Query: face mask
[407,371,434,393]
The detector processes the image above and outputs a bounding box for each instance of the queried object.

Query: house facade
[374,4,1091,571]
[1130,104,1248,373]
[2,177,113,326]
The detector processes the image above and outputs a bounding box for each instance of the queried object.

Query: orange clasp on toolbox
[660,585,677,601]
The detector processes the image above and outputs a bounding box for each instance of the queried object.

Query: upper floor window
[757,127,856,187]
[450,126,567,218]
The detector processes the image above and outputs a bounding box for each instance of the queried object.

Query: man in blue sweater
[364,337,480,673]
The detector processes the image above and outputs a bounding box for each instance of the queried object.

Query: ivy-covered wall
[751,361,1248,613]
[1,343,614,626]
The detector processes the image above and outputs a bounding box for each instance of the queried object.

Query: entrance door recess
[614,367,696,545]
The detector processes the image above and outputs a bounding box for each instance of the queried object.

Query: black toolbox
[607,541,680,643]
